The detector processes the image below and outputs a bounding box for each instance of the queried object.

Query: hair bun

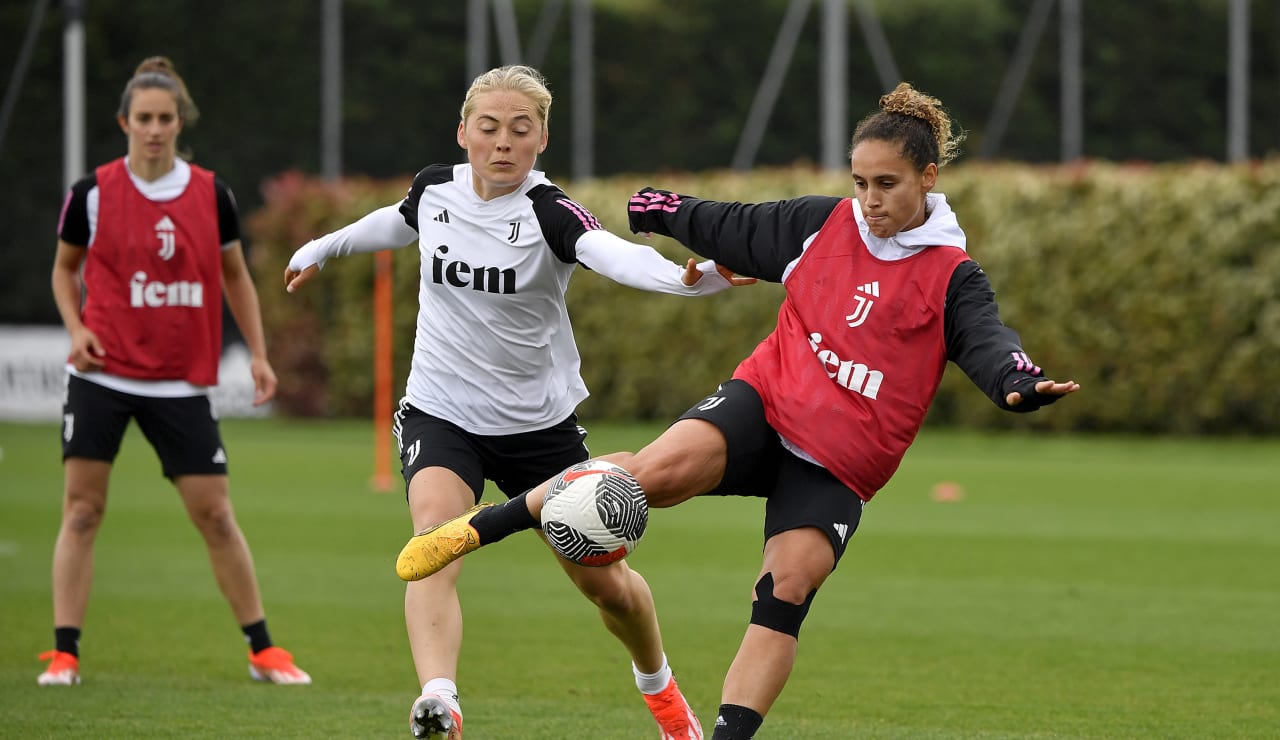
[878,82,964,167]
[134,55,177,77]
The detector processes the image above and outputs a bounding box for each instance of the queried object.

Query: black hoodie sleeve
[944,260,1056,412]
[628,187,843,283]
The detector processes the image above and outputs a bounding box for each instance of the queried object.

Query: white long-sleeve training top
[289,164,729,434]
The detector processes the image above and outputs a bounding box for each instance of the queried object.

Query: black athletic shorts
[678,379,865,566]
[392,398,590,504]
[61,374,228,478]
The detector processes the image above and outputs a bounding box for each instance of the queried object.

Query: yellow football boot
[396,503,495,581]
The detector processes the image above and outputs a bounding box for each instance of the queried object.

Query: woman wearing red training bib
[42,56,309,688]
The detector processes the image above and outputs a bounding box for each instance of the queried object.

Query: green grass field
[1,419,1277,738]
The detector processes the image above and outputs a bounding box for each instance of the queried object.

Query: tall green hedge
[249,161,1280,434]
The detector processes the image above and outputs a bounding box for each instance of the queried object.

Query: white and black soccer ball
[541,460,648,566]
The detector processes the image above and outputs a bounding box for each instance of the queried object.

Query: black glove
[627,187,685,236]
[1004,374,1062,412]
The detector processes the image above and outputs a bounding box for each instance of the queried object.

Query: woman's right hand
[284,263,320,293]
[69,326,106,372]
[284,241,325,293]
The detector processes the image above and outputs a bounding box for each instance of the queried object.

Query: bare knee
[584,584,637,615]
[62,493,106,536]
[766,569,824,604]
[188,502,240,544]
[760,527,835,600]
[62,460,110,536]
[570,563,642,615]
[176,476,242,544]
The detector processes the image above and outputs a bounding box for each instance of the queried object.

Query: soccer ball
[541,460,648,566]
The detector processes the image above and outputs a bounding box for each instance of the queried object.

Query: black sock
[470,492,538,544]
[54,626,81,657]
[241,619,273,654]
[711,704,764,740]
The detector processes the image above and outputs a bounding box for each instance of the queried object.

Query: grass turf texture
[1,419,1276,738]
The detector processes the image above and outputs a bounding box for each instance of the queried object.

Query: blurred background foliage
[249,161,1280,434]
[3,0,1278,433]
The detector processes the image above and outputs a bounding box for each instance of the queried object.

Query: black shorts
[392,398,590,503]
[679,379,865,565]
[61,374,228,478]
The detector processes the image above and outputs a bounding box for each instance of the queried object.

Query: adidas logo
[857,281,880,297]
[433,210,450,223]
[715,715,727,727]
[833,522,849,543]
[212,447,227,464]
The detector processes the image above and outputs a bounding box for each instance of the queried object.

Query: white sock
[633,654,673,695]
[422,677,462,717]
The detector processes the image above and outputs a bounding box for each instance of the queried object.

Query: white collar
[852,192,967,261]
[124,158,192,202]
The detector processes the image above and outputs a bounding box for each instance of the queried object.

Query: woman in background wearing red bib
[42,56,309,687]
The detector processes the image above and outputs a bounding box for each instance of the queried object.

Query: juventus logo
[507,221,521,243]
[696,395,726,412]
[155,216,176,260]
[404,439,421,466]
[845,281,879,327]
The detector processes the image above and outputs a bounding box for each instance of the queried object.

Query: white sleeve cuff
[574,230,729,296]
[288,204,418,272]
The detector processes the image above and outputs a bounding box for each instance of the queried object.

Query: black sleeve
[943,260,1052,412]
[57,175,96,247]
[528,184,598,264]
[213,176,242,245]
[398,164,454,232]
[634,191,843,282]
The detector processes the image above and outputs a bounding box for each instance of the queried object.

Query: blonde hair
[117,56,199,126]
[852,82,965,169]
[459,65,552,128]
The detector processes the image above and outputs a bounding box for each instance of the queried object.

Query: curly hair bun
[879,82,964,167]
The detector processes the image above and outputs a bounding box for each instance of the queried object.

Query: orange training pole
[371,249,394,491]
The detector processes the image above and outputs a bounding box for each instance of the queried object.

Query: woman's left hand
[1005,379,1080,407]
[250,355,278,405]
